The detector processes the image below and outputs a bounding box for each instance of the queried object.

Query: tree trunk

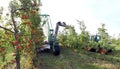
[16,50,20,69]
[11,10,21,69]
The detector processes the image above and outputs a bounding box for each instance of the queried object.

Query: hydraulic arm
[54,22,67,42]
[40,14,68,55]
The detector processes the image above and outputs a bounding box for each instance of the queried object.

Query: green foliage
[116,34,120,46]
[77,20,90,48]
[0,7,3,20]
[58,20,90,49]
[58,25,78,48]
[97,24,112,49]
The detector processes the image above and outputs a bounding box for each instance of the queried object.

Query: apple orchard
[0,0,44,69]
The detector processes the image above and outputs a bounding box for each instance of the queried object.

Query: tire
[53,45,60,56]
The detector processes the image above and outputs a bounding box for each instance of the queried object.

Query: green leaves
[97,24,110,48]
[77,20,86,32]
[58,20,90,49]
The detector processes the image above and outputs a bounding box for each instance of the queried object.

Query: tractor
[37,14,68,56]
[90,34,101,42]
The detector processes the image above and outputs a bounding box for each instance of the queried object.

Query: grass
[1,46,120,69]
[34,47,120,69]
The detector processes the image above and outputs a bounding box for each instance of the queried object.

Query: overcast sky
[0,0,120,37]
[41,0,120,37]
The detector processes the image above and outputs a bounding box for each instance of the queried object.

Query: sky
[0,0,120,37]
[40,0,120,37]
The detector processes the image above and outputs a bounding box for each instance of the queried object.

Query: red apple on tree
[26,21,30,26]
[12,40,19,46]
[22,15,28,19]
[16,46,22,50]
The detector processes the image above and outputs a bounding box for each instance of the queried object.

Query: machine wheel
[53,45,60,56]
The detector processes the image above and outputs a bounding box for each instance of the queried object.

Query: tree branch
[0,25,14,33]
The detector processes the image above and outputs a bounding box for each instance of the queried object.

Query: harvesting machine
[38,14,68,56]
